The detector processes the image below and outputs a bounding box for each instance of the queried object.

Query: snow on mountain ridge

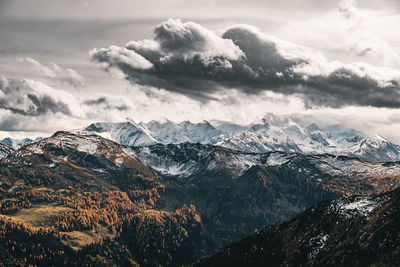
[3,119,400,162]
[73,119,400,162]
[76,121,157,147]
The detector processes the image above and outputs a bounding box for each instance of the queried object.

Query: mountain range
[2,118,400,163]
[1,131,400,265]
[75,119,400,162]
[0,137,41,150]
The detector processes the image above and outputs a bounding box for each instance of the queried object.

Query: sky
[1,0,400,141]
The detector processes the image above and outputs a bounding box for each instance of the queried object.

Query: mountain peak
[51,130,77,138]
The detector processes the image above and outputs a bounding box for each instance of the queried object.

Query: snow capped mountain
[133,143,264,178]
[75,119,223,146]
[348,134,400,162]
[75,121,157,147]
[142,119,222,144]
[3,117,400,162]
[215,121,369,156]
[75,119,400,162]
[0,137,41,150]
[133,143,400,195]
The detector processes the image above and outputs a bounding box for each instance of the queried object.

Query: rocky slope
[0,143,13,159]
[196,186,400,267]
[0,131,154,190]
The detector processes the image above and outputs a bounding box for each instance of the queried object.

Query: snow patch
[307,233,329,262]
[267,153,291,166]
[26,144,43,154]
[76,141,98,154]
[337,197,378,218]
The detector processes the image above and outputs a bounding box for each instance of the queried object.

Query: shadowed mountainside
[196,187,400,267]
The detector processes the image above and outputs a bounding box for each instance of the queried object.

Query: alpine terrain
[3,1,400,266]
[0,132,400,266]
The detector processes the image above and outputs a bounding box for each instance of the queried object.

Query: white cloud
[2,74,400,145]
[0,75,130,132]
[0,76,83,117]
[276,0,400,69]
[89,45,154,71]
[338,0,400,68]
[20,57,86,88]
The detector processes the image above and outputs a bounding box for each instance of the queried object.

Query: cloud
[277,0,400,68]
[0,75,136,132]
[0,75,83,116]
[338,0,358,19]
[83,95,130,111]
[90,18,400,108]
[0,75,87,132]
[337,0,400,67]
[20,57,85,88]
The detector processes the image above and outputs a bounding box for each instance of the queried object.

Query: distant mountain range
[2,119,400,162]
[1,132,400,265]
[74,119,400,162]
[0,137,41,150]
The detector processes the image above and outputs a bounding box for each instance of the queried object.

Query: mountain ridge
[76,119,400,162]
[3,119,400,162]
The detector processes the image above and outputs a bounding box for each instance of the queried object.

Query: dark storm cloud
[84,97,108,105]
[83,96,129,111]
[90,18,400,108]
[0,76,72,116]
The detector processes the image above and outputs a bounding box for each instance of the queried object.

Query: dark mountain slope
[196,187,400,267]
